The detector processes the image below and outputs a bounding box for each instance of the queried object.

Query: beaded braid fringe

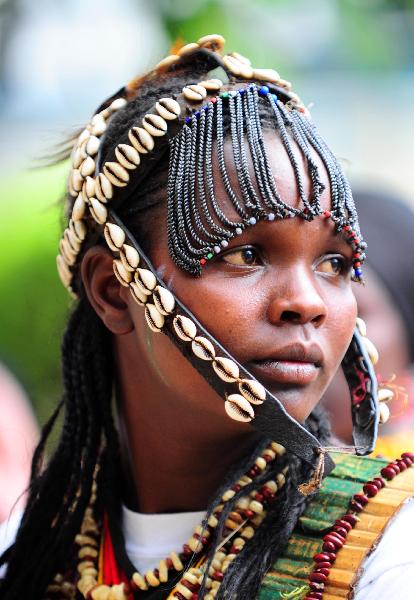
[49,441,288,600]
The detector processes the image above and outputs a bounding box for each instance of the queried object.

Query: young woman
[1,34,413,600]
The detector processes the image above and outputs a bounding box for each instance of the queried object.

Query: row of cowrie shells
[57,96,180,293]
[58,97,128,292]
[355,316,391,424]
[102,220,267,425]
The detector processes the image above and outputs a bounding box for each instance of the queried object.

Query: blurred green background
[0,0,413,426]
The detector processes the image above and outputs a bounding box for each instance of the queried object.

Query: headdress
[57,34,384,485]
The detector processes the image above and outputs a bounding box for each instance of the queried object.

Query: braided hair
[0,49,333,599]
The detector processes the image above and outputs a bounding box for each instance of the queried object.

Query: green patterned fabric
[258,453,388,600]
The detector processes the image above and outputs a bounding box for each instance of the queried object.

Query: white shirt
[1,501,414,597]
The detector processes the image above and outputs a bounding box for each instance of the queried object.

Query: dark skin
[82,131,357,513]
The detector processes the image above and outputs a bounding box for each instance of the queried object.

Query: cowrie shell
[109,97,127,112]
[378,388,394,403]
[145,303,165,333]
[72,193,86,221]
[56,255,72,287]
[86,135,100,156]
[239,379,266,405]
[362,337,379,365]
[230,52,251,66]
[142,114,168,137]
[183,84,207,102]
[103,162,129,187]
[191,336,215,361]
[104,223,125,251]
[178,42,199,56]
[199,78,223,92]
[95,173,113,203]
[223,55,243,76]
[113,259,132,287]
[173,315,197,342]
[197,34,225,52]
[154,54,179,71]
[71,169,84,193]
[134,268,156,295]
[84,176,96,199]
[71,219,87,241]
[379,402,390,424]
[120,244,140,271]
[115,144,140,170]
[225,394,254,423]
[78,128,90,145]
[153,285,175,316]
[252,68,281,84]
[155,98,181,121]
[355,317,367,337]
[212,357,240,383]
[130,282,147,306]
[65,228,81,252]
[59,239,77,265]
[90,114,107,136]
[128,127,154,154]
[72,146,83,169]
[89,198,107,224]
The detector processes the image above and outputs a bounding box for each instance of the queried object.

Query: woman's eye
[316,256,349,276]
[221,247,261,266]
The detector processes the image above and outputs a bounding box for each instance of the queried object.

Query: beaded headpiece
[57,34,381,481]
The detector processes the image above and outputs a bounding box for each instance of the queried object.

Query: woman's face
[119,130,357,428]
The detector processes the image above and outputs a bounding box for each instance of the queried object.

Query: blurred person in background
[1,35,414,600]
[0,362,39,521]
[323,191,414,457]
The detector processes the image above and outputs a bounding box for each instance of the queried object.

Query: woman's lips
[249,359,319,386]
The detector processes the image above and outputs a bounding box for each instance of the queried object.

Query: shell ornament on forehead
[58,34,386,489]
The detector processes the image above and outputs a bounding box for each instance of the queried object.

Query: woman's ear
[81,246,134,335]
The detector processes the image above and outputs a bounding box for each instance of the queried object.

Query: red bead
[344,225,351,231]
[230,545,241,554]
[201,537,208,545]
[153,569,160,578]
[315,561,332,569]
[315,567,330,577]
[262,453,274,463]
[182,580,197,592]
[333,526,348,538]
[310,572,327,583]
[210,97,217,104]
[381,466,397,480]
[232,484,241,492]
[363,483,379,497]
[322,541,336,553]
[373,477,385,489]
[342,514,357,526]
[266,493,276,503]
[326,552,337,562]
[353,494,369,506]
[354,261,361,267]
[191,595,199,600]
[200,258,207,265]
[323,210,331,217]
[183,544,193,556]
[349,500,364,513]
[354,238,360,243]
[166,558,174,569]
[254,493,264,502]
[244,509,255,519]
[213,571,224,582]
[397,459,407,471]
[313,552,333,563]
[353,253,360,258]
[402,452,414,460]
[389,462,401,474]
[335,519,352,532]
[323,534,344,549]
[174,593,187,600]
[403,456,413,467]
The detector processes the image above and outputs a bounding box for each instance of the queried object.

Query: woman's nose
[266,269,327,328]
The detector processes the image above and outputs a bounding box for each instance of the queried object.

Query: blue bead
[355,268,362,277]
[259,86,270,96]
[239,88,245,94]
[185,117,191,124]
[195,111,200,118]
[203,105,209,111]
[272,93,278,101]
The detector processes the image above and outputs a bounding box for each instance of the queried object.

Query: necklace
[50,441,288,600]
